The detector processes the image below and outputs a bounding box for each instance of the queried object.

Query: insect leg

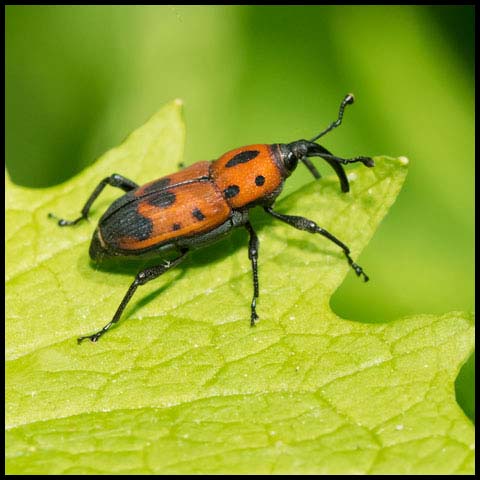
[264,207,369,282]
[308,145,350,192]
[306,144,373,193]
[77,249,189,343]
[310,144,374,168]
[301,157,322,180]
[245,221,260,326]
[48,174,139,226]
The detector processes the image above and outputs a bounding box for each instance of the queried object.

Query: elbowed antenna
[297,93,374,192]
[299,93,356,185]
[310,93,355,143]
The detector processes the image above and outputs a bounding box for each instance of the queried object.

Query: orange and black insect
[49,94,374,343]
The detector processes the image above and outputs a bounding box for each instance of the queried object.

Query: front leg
[245,221,260,326]
[49,173,139,226]
[264,207,369,282]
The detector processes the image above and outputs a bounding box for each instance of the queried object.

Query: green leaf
[6,101,474,474]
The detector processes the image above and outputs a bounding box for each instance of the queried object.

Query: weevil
[49,94,374,343]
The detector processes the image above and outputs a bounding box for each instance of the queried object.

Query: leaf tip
[398,156,409,166]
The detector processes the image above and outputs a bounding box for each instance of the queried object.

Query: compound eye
[285,151,298,172]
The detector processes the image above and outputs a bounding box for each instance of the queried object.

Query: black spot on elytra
[101,206,153,245]
[192,208,205,221]
[148,190,176,208]
[224,185,240,199]
[225,150,259,168]
[172,223,181,231]
[99,191,154,243]
[127,214,153,241]
[142,177,171,194]
[255,175,265,186]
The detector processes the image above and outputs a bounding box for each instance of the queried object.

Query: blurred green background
[6,6,474,420]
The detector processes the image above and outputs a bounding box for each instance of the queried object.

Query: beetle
[49,93,374,343]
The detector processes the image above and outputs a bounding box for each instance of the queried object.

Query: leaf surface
[6,101,474,474]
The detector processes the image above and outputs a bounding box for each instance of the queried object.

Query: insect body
[50,94,374,343]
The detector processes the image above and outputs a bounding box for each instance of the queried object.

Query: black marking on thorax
[255,175,265,186]
[223,185,240,199]
[225,150,259,168]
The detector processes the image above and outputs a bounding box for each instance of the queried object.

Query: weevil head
[276,140,311,176]
[275,94,374,192]
[276,139,351,192]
